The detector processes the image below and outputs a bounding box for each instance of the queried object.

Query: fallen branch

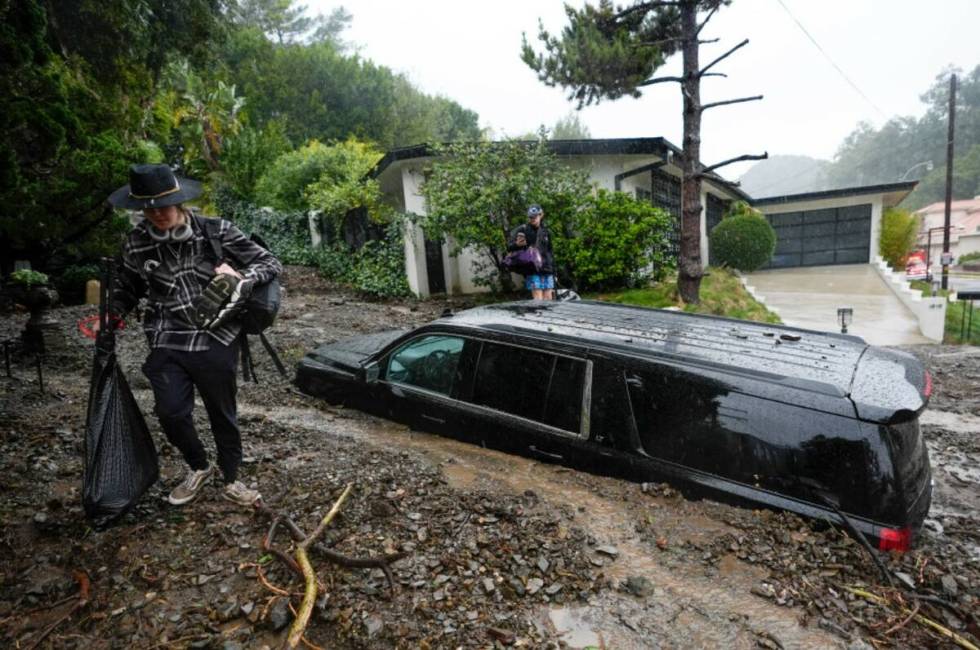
[251,487,409,649]
[288,483,353,649]
[25,570,90,650]
[844,586,979,650]
[883,601,920,636]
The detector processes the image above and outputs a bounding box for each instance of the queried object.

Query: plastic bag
[501,246,543,275]
[82,263,158,528]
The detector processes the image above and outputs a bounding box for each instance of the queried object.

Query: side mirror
[360,360,381,385]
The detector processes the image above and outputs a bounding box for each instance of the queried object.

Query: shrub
[215,190,315,265]
[879,207,919,269]
[959,251,980,265]
[709,201,776,271]
[313,220,409,298]
[9,269,49,288]
[556,189,673,291]
[254,138,382,213]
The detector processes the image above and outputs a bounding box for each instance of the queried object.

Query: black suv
[296,300,932,550]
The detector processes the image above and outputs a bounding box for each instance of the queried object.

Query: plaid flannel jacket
[110,214,283,351]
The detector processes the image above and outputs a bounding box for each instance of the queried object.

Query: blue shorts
[525,274,555,291]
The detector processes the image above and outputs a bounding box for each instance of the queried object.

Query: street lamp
[838,307,854,334]
[900,161,934,181]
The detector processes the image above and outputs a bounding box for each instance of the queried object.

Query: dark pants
[142,339,241,483]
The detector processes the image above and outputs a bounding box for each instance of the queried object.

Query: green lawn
[911,280,980,344]
[591,267,782,324]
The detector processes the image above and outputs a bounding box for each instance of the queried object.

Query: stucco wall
[401,166,429,297]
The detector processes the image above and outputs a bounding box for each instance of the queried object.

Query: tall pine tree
[522,0,765,303]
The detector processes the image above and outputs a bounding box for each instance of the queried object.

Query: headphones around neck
[146,216,193,243]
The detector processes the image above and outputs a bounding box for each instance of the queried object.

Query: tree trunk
[677,1,704,304]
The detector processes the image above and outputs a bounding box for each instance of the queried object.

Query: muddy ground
[0,267,978,649]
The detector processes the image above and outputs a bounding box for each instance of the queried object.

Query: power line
[774,0,887,119]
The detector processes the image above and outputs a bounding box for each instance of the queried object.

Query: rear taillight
[878,526,912,552]
[923,370,933,399]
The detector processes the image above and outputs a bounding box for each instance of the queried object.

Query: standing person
[105,164,283,507]
[507,204,556,300]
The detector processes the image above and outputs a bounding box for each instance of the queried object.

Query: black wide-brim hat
[108,164,203,209]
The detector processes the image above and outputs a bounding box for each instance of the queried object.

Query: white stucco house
[367,138,918,297]
[914,197,980,266]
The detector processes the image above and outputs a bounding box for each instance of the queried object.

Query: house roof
[916,198,980,214]
[749,181,919,207]
[371,138,752,201]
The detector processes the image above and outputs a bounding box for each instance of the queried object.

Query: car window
[469,341,585,433]
[385,335,465,396]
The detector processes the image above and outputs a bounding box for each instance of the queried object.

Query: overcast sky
[311,0,979,180]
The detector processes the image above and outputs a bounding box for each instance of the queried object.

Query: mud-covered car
[296,301,933,550]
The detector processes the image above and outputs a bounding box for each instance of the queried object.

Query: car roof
[438,300,868,397]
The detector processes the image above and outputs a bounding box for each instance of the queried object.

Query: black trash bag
[82,262,158,528]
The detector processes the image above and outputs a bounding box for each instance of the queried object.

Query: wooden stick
[844,587,979,650]
[285,484,352,649]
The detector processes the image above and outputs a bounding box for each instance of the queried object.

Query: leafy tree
[221,29,480,148]
[708,201,775,271]
[912,143,980,208]
[160,60,246,176]
[878,207,920,269]
[826,66,980,209]
[551,112,592,140]
[310,6,353,50]
[522,0,765,303]
[219,120,292,200]
[419,140,592,290]
[557,189,673,290]
[305,139,387,225]
[254,138,382,217]
[235,0,317,44]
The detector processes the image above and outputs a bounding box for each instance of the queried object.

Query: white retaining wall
[872,256,947,342]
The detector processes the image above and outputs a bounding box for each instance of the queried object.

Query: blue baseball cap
[527,204,543,217]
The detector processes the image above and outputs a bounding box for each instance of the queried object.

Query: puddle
[545,607,603,648]
[920,409,980,434]
[236,402,840,648]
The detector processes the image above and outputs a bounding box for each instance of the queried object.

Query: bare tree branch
[698,152,769,176]
[699,38,749,76]
[699,37,720,44]
[696,5,720,35]
[638,76,684,87]
[701,94,763,111]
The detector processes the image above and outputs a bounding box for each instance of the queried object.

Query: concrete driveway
[743,264,931,345]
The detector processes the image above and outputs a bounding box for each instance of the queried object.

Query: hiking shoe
[223,480,261,506]
[167,464,214,505]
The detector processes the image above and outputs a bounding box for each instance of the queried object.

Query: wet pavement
[744,264,931,345]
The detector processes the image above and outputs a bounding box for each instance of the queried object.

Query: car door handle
[421,414,446,424]
[529,445,564,461]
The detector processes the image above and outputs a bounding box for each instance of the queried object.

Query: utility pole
[942,73,957,290]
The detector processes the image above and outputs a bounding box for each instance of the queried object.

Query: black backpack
[199,217,287,383]
[198,217,281,335]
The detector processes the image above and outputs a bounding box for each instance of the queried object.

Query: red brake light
[878,526,912,552]
[923,370,933,399]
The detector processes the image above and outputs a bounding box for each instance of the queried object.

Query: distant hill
[738,155,830,198]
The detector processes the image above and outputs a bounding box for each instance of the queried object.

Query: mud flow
[0,268,977,649]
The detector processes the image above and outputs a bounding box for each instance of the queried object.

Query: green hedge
[709,202,776,271]
[879,207,919,269]
[217,190,409,298]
